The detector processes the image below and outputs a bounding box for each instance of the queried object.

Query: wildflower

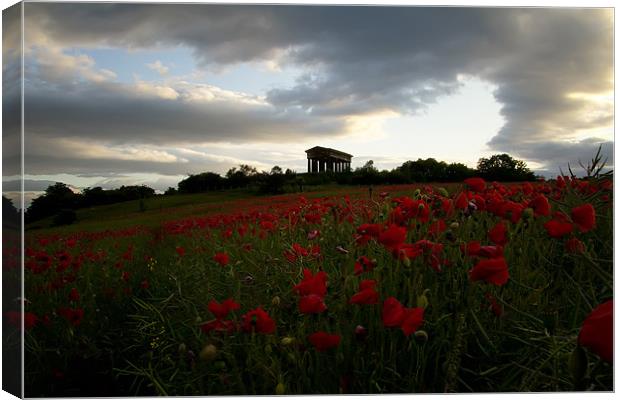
[68,288,80,302]
[378,225,407,251]
[529,194,551,216]
[544,213,574,238]
[58,307,84,326]
[565,237,586,254]
[578,300,612,363]
[5,311,38,331]
[382,297,406,327]
[176,246,185,257]
[200,319,236,335]
[308,331,341,351]
[571,204,596,233]
[213,252,230,267]
[469,257,509,286]
[293,269,327,297]
[484,293,504,317]
[401,307,424,336]
[299,294,327,314]
[349,280,379,305]
[208,298,240,320]
[464,177,486,192]
[488,222,508,246]
[354,256,377,275]
[241,307,276,334]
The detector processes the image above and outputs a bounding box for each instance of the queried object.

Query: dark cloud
[21,4,614,176]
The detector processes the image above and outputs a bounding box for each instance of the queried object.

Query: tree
[26,182,81,224]
[178,172,225,193]
[476,154,536,181]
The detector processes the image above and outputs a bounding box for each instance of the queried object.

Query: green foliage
[477,154,536,181]
[26,182,80,223]
[178,172,225,193]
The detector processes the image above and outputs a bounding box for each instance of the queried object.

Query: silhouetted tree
[178,172,225,193]
[477,154,536,181]
[26,182,81,223]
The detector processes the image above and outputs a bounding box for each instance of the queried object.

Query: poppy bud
[214,361,226,371]
[264,344,272,354]
[401,255,411,267]
[195,316,202,324]
[275,382,286,395]
[523,208,534,219]
[414,330,428,343]
[417,293,429,309]
[272,296,281,306]
[281,336,295,346]
[569,346,588,384]
[354,325,368,340]
[178,343,187,355]
[199,344,217,362]
[450,222,459,229]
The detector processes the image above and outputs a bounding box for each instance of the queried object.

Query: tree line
[23,153,536,225]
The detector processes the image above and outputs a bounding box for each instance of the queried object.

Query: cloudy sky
[3,2,614,193]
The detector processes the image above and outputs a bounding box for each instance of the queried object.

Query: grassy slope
[26,183,449,235]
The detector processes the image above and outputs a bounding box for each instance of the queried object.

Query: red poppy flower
[464,177,486,192]
[571,204,596,233]
[299,294,327,314]
[354,256,377,275]
[488,222,508,246]
[469,257,509,286]
[213,252,230,267]
[378,225,407,251]
[565,237,586,254]
[293,269,327,297]
[401,307,424,336]
[428,219,447,236]
[241,307,276,334]
[200,319,237,335]
[484,293,504,317]
[68,287,80,302]
[529,194,551,216]
[349,280,379,305]
[455,192,469,210]
[395,243,424,262]
[578,300,612,363]
[58,307,84,326]
[461,241,481,257]
[140,279,150,289]
[382,297,406,327]
[544,219,573,238]
[208,298,240,319]
[356,223,383,238]
[176,246,185,257]
[5,311,38,331]
[308,331,341,351]
[478,245,504,259]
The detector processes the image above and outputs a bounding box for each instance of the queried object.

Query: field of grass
[6,178,613,395]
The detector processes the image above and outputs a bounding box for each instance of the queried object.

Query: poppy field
[7,175,613,396]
